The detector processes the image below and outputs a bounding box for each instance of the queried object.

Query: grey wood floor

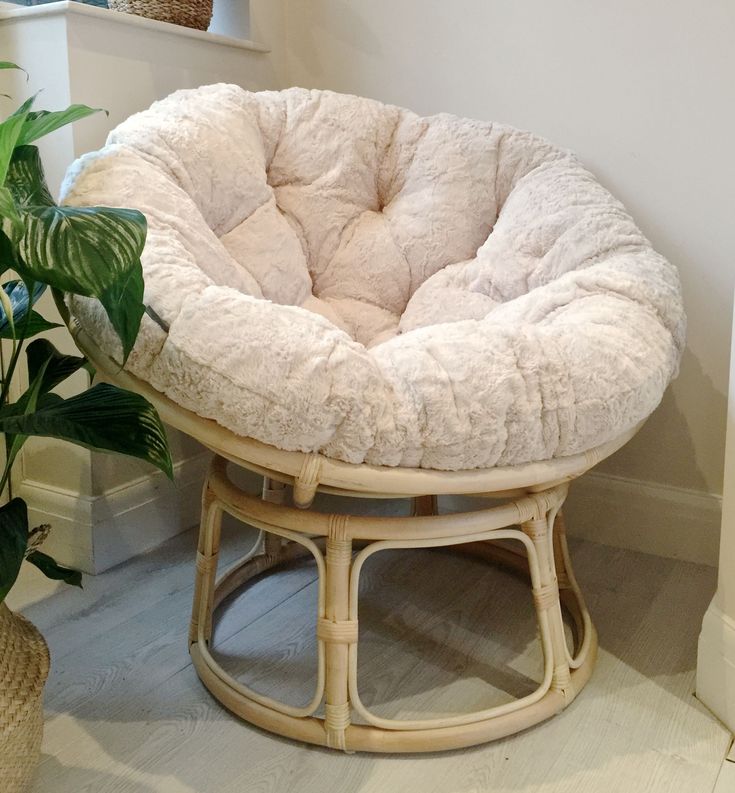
[9,516,733,793]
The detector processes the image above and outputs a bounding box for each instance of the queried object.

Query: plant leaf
[18,205,146,294]
[18,105,106,146]
[6,147,148,361]
[5,145,54,208]
[0,105,30,186]
[11,92,37,119]
[0,279,58,340]
[26,550,82,588]
[0,310,60,339]
[0,184,22,235]
[26,337,86,392]
[0,228,19,274]
[0,391,61,422]
[18,203,146,361]
[97,264,145,360]
[1,338,89,476]
[0,356,52,482]
[0,279,45,334]
[0,382,173,478]
[0,284,13,338]
[0,498,28,603]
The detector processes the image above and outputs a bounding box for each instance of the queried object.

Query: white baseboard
[19,458,721,573]
[445,471,721,567]
[18,452,211,574]
[564,471,722,567]
[697,601,735,732]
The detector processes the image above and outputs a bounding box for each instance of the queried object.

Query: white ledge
[0,1,270,52]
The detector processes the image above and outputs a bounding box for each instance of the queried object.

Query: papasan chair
[62,85,685,753]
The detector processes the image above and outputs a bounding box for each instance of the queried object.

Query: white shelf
[0,1,269,52]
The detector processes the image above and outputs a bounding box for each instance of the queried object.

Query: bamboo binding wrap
[0,602,50,792]
[107,0,213,30]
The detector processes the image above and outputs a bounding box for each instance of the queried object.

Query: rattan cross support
[73,326,640,754]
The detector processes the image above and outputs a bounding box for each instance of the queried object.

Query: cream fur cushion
[61,85,685,470]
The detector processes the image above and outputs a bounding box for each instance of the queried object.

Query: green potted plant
[0,61,172,793]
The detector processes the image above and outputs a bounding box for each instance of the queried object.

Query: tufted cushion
[61,85,685,470]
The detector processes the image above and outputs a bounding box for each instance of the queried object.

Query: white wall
[697,307,735,731]
[283,0,734,560]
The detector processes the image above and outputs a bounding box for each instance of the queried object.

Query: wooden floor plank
[11,522,731,793]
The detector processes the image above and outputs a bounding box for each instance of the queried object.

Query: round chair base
[188,456,599,753]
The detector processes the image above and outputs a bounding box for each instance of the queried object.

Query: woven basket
[108,0,213,30]
[0,602,50,793]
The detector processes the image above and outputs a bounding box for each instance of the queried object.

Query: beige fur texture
[61,85,685,470]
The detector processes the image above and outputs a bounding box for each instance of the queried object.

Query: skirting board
[563,471,722,567]
[446,471,721,568]
[16,459,722,574]
[697,601,735,732]
[17,452,211,574]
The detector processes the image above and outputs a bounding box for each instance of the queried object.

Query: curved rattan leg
[552,508,597,670]
[321,517,354,750]
[189,478,223,646]
[189,506,329,722]
[521,503,573,703]
[262,477,287,560]
[553,508,580,637]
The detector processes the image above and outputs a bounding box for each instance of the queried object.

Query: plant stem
[0,281,36,497]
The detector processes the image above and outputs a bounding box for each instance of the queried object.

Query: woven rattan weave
[0,603,50,791]
[108,0,212,30]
